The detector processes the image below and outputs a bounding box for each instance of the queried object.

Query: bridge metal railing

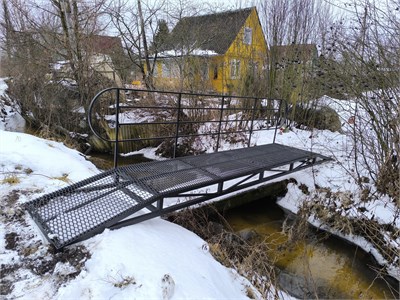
[88,88,284,168]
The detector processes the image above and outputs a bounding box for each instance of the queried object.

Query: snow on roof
[156,48,219,58]
[161,7,255,55]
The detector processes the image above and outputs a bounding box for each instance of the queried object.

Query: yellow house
[153,7,268,95]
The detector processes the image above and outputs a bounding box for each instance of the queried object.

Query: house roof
[162,7,254,56]
[86,35,123,55]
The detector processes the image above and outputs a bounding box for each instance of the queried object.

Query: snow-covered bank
[0,130,266,299]
[271,124,400,281]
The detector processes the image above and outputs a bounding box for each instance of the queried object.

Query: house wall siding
[217,8,268,94]
[152,7,268,95]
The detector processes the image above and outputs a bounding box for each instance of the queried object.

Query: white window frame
[230,59,240,79]
[243,27,252,45]
[161,60,178,78]
[201,62,209,80]
[161,62,170,78]
[250,61,259,76]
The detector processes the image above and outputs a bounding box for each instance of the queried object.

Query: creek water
[86,152,152,170]
[223,198,399,299]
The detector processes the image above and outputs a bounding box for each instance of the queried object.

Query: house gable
[162,7,253,55]
[154,7,268,94]
[221,7,268,94]
[225,8,268,58]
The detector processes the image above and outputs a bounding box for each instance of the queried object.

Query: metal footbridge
[26,88,330,249]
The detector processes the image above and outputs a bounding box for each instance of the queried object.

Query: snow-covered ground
[1,78,399,299]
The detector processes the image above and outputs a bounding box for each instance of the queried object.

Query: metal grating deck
[25,143,330,249]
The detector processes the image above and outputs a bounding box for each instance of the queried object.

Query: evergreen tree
[151,19,169,54]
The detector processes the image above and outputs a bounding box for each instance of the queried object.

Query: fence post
[215,96,225,152]
[173,93,182,158]
[113,89,121,168]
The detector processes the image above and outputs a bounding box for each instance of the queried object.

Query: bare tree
[260,0,334,101]
[107,0,167,89]
[0,0,114,139]
[333,0,399,202]
[261,0,333,47]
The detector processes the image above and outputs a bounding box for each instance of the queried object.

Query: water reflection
[224,198,398,299]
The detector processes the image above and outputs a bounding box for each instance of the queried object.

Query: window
[201,63,209,80]
[161,60,178,78]
[161,62,170,77]
[243,27,252,45]
[230,59,240,79]
[249,61,258,76]
[213,65,218,79]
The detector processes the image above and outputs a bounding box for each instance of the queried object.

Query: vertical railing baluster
[215,96,225,152]
[113,89,120,168]
[173,93,182,158]
[273,99,283,144]
[248,97,258,148]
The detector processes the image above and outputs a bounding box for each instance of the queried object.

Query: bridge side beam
[108,155,331,231]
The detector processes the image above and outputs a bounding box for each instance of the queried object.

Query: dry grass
[167,206,279,298]
[24,168,33,174]
[1,174,20,185]
[53,173,71,183]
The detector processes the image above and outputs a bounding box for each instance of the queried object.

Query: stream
[223,197,399,299]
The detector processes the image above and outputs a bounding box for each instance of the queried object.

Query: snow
[1,77,399,299]
[51,60,69,71]
[56,223,253,300]
[157,49,219,58]
[1,130,100,185]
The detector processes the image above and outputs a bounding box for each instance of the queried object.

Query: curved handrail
[87,87,118,143]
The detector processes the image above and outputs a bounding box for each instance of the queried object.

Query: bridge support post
[157,199,164,210]
[218,182,223,193]
[113,89,121,168]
